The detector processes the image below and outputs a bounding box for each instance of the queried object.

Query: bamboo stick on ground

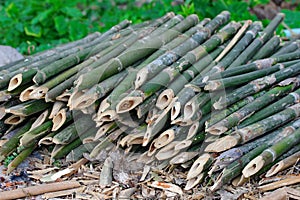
[7,144,36,174]
[266,151,300,177]
[0,181,81,200]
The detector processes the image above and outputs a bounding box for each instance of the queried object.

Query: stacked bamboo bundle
[1,11,300,193]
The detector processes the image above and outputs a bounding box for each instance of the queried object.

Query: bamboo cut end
[206,124,228,135]
[205,135,238,152]
[4,115,25,125]
[135,68,148,89]
[155,143,179,161]
[8,74,22,91]
[154,129,175,149]
[38,137,54,146]
[30,87,48,99]
[184,173,205,190]
[20,86,37,102]
[30,110,49,131]
[187,122,199,140]
[171,101,181,121]
[52,109,67,131]
[72,94,96,110]
[156,89,174,110]
[265,162,282,177]
[187,153,211,180]
[116,96,143,113]
[242,156,265,178]
[174,140,192,151]
[204,81,222,91]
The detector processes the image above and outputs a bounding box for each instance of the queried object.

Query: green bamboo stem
[116,22,240,113]
[71,70,129,110]
[242,127,300,178]
[134,11,230,88]
[66,141,98,162]
[5,100,51,116]
[52,126,97,159]
[6,144,36,174]
[106,18,211,111]
[0,32,102,73]
[251,35,281,60]
[205,103,300,153]
[210,21,263,71]
[52,115,95,145]
[19,120,53,147]
[213,61,300,110]
[209,118,300,174]
[155,43,226,110]
[0,119,34,161]
[240,85,300,127]
[74,14,199,92]
[272,41,300,56]
[228,13,285,68]
[205,90,266,127]
[207,81,299,135]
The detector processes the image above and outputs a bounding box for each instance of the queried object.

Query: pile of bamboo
[0,11,300,192]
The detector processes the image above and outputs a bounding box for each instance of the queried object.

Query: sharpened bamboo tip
[171,101,180,121]
[52,109,67,131]
[205,135,238,152]
[29,87,48,99]
[184,173,205,191]
[187,122,199,139]
[206,124,228,135]
[8,74,22,91]
[265,162,282,177]
[156,89,174,110]
[20,86,37,102]
[187,153,211,180]
[154,129,175,149]
[116,96,143,113]
[242,156,265,178]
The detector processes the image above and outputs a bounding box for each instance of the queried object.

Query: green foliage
[0,0,297,55]
[0,0,181,54]
[281,9,300,28]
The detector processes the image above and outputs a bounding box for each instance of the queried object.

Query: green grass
[0,0,296,55]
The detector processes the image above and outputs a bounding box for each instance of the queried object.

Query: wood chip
[148,181,183,195]
[260,187,300,200]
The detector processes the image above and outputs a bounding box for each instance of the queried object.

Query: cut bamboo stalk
[4,115,25,125]
[0,119,34,161]
[266,151,300,177]
[30,109,50,131]
[0,181,81,200]
[5,100,51,117]
[187,153,213,180]
[7,144,36,174]
[184,172,206,190]
[19,86,37,102]
[49,101,66,119]
[228,13,285,68]
[52,108,72,131]
[242,129,300,178]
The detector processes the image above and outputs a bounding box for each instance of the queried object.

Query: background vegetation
[0,0,299,54]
